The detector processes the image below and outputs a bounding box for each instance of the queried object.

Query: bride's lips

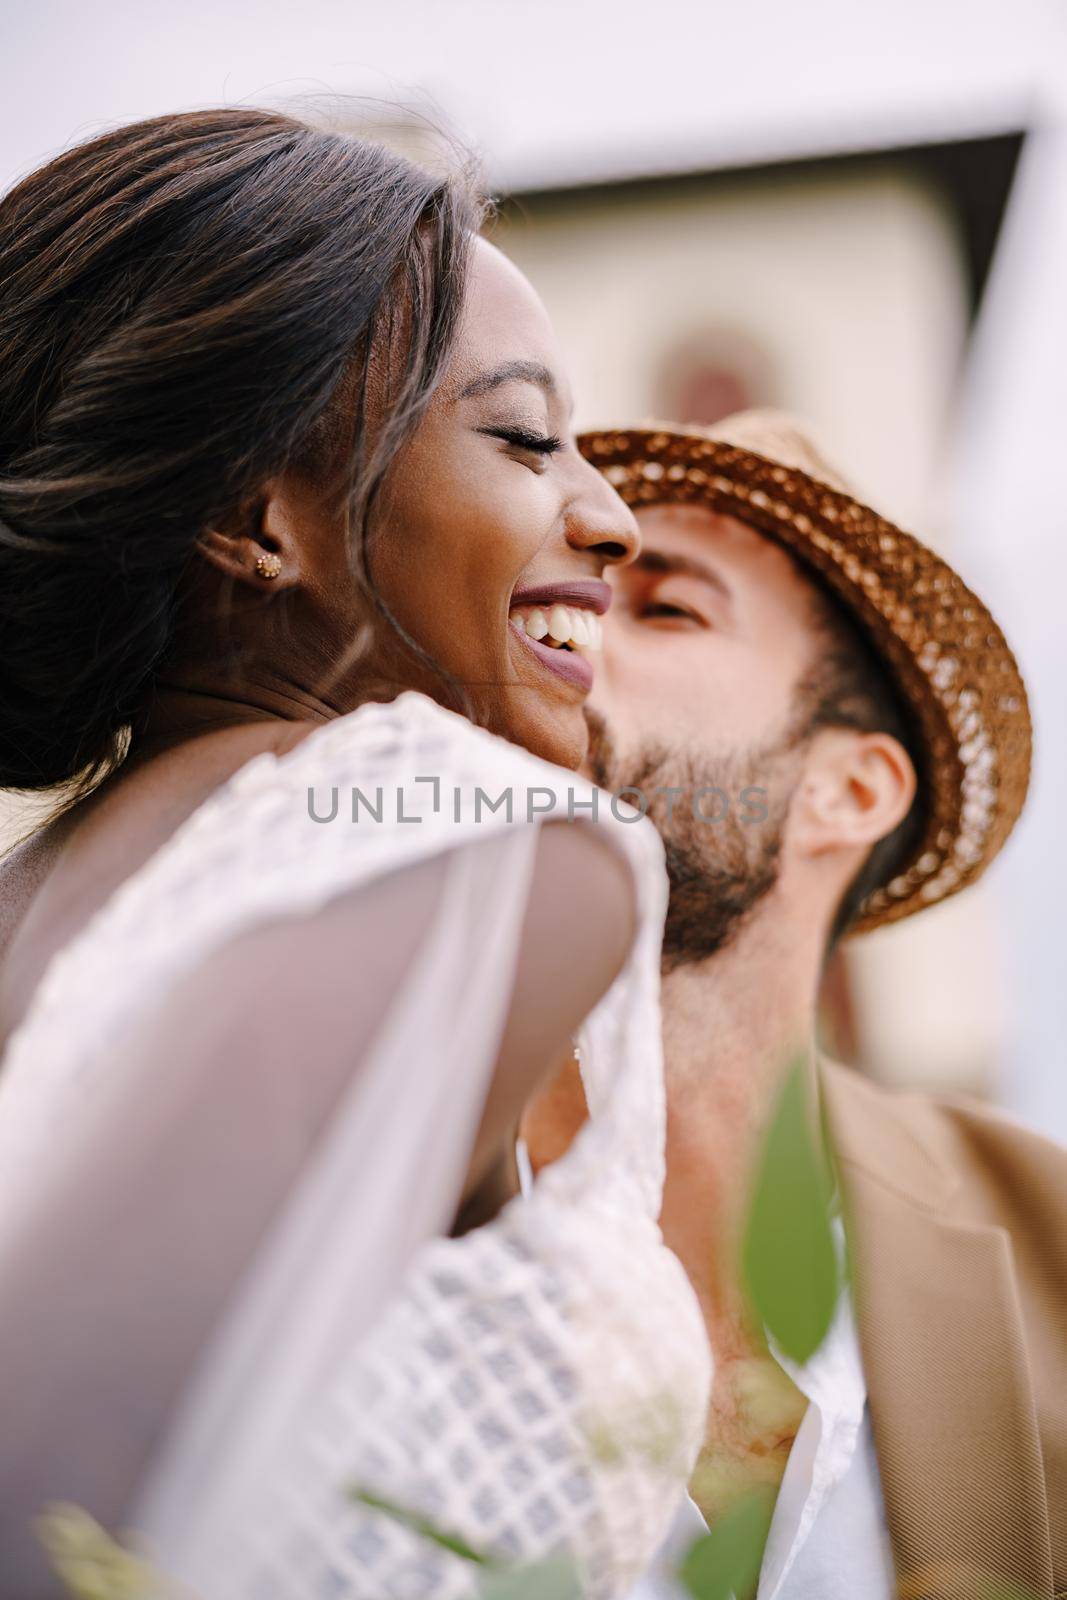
[507,578,611,695]
[509,621,594,691]
[509,579,612,614]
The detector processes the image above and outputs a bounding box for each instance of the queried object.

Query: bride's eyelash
[480,426,564,455]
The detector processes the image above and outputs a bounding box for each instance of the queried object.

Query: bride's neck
[126,673,359,767]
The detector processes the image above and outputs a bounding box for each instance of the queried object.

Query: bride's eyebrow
[458,359,557,401]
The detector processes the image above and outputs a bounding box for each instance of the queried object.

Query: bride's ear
[195,482,299,591]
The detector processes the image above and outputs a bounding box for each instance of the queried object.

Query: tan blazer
[821,1059,1067,1600]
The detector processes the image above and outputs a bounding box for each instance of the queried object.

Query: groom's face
[585,502,827,963]
[588,502,821,770]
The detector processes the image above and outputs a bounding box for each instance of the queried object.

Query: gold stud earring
[255,552,282,580]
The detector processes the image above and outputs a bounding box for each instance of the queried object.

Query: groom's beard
[583,707,802,971]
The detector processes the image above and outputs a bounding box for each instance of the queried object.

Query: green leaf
[348,1487,494,1565]
[349,1488,585,1596]
[349,1489,586,1595]
[677,1492,775,1600]
[34,1502,164,1600]
[478,1555,585,1598]
[741,1058,839,1365]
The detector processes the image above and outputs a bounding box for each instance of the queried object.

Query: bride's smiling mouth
[507,579,611,694]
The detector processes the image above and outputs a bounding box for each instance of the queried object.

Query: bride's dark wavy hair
[0,107,482,795]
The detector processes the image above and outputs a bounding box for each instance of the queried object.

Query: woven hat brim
[578,425,1032,936]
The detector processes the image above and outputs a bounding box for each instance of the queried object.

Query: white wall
[950,104,1067,1138]
[0,0,1058,197]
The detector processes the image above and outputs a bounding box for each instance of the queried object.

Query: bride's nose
[563,459,640,567]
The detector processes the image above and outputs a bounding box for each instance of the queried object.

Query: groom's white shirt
[626,1234,897,1599]
[515,1144,897,1598]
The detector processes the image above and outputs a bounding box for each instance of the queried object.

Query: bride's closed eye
[478,423,565,467]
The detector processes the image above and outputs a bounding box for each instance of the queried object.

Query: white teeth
[547,604,572,642]
[509,602,602,651]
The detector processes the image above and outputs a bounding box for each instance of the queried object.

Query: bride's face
[365,238,640,769]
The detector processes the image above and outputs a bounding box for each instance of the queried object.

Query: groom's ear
[791,727,916,862]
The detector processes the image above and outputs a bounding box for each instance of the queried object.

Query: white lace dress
[0,691,711,1599]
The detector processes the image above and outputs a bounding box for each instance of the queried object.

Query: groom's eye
[640,601,703,624]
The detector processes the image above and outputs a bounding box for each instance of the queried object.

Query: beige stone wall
[493,166,967,530]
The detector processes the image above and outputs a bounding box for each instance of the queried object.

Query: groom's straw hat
[578,411,1032,936]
